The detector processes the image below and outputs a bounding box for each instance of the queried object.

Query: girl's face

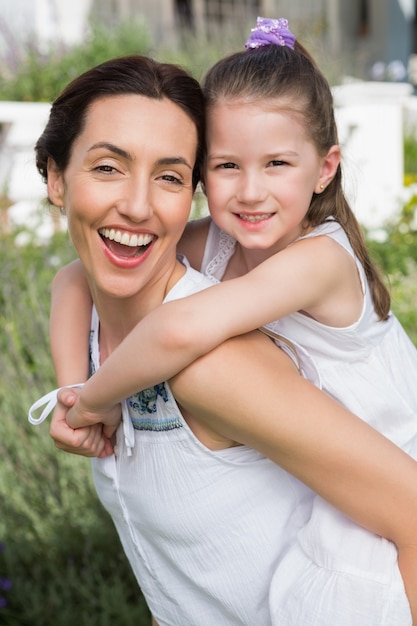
[204,100,339,254]
[48,95,197,302]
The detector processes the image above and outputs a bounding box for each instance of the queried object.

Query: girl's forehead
[207,99,306,129]
[208,96,304,120]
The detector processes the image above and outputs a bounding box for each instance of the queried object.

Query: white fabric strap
[121,399,135,456]
[28,384,84,425]
[28,385,135,456]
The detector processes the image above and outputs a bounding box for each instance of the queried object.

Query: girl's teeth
[239,214,272,223]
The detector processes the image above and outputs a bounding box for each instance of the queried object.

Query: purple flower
[0,578,12,592]
[0,596,7,608]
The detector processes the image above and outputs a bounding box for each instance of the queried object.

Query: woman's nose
[118,177,154,222]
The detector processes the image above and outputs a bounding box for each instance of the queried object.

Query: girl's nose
[236,172,267,204]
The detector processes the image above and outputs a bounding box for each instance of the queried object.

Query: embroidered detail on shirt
[205,229,236,277]
[89,317,182,433]
[128,384,183,431]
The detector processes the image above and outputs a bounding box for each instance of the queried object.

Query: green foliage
[366,194,417,344]
[404,128,417,181]
[0,20,152,103]
[0,231,149,625]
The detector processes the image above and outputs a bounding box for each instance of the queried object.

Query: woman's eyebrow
[88,142,133,160]
[156,157,192,170]
[88,144,192,170]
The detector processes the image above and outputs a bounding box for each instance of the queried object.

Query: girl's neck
[223,243,273,280]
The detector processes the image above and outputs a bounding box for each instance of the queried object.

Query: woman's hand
[50,387,115,458]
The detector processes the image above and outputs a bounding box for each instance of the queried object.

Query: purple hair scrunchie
[245,17,296,50]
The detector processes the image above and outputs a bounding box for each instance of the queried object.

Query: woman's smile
[98,227,156,264]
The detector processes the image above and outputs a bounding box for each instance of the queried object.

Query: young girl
[39,18,417,622]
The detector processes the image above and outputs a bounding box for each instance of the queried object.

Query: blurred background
[0,2,416,625]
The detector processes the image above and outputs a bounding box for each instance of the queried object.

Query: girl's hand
[65,390,122,439]
[49,387,114,458]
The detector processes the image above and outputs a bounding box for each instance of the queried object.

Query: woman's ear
[315,145,340,193]
[47,158,65,207]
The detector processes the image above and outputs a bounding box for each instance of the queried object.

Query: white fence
[1,81,417,240]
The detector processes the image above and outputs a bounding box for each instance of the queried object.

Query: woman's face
[48,94,197,301]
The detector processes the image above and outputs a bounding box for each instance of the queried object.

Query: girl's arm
[50,262,115,455]
[170,331,417,620]
[50,260,92,386]
[66,235,353,428]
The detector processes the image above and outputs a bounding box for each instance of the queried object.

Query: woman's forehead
[75,95,198,158]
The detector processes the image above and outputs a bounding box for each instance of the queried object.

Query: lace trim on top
[204,229,236,278]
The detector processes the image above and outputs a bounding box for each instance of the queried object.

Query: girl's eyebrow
[88,143,192,169]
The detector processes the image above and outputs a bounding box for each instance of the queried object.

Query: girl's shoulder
[301,219,351,251]
[178,216,211,271]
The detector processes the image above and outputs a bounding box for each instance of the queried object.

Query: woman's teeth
[99,228,154,247]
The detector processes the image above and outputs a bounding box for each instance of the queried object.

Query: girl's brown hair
[202,43,390,319]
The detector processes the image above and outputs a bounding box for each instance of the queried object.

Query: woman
[29,55,416,624]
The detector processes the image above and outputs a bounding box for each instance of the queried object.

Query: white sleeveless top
[91,263,315,626]
[203,219,417,454]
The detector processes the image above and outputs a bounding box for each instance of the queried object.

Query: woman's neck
[91,258,187,360]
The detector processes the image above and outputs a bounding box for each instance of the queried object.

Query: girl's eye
[269,160,286,167]
[218,162,237,170]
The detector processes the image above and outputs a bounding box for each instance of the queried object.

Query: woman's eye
[94,164,117,174]
[161,174,183,185]
[269,160,286,167]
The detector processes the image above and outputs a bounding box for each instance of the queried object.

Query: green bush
[0,229,149,625]
[366,194,417,345]
[0,20,152,103]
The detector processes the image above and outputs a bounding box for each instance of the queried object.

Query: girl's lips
[234,213,275,231]
[236,213,274,223]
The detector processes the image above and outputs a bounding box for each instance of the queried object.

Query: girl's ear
[47,158,65,207]
[315,145,340,193]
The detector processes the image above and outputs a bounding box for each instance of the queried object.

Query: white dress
[202,219,415,624]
